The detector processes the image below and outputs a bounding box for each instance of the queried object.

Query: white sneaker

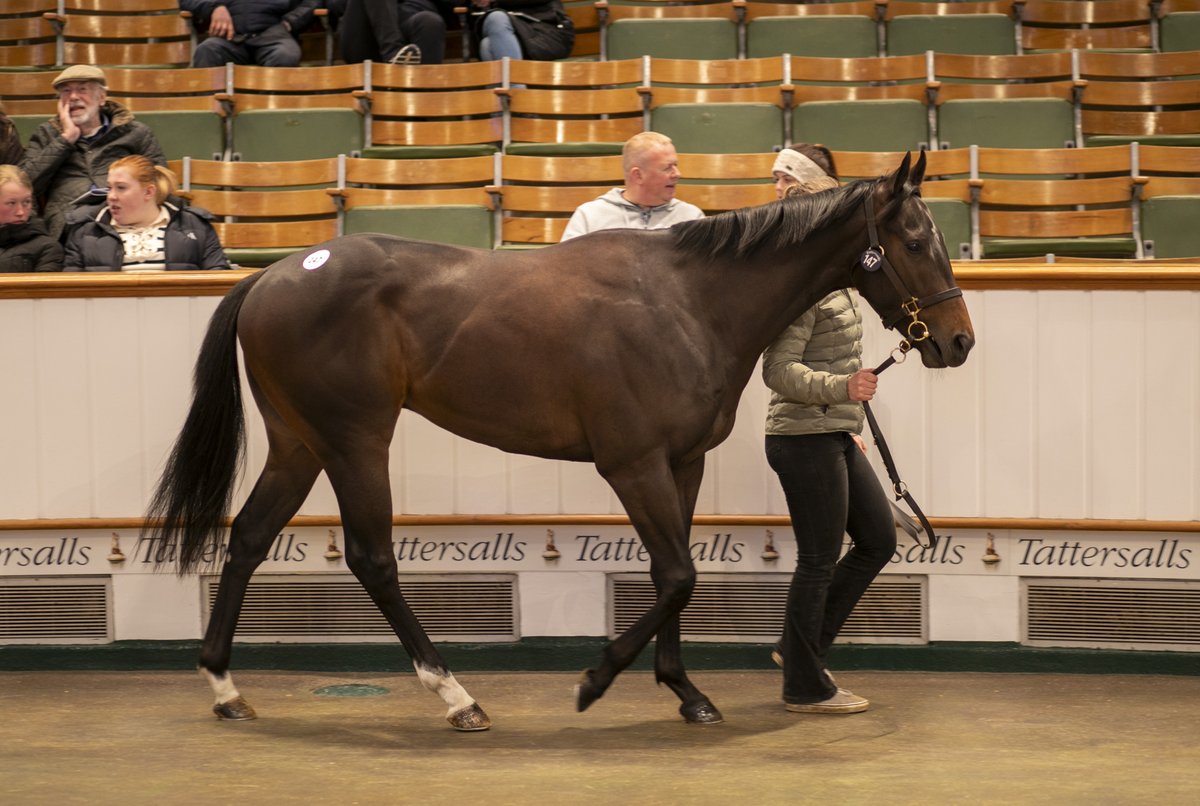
[785,688,869,714]
[390,43,421,65]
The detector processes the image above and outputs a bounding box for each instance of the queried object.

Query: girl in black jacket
[62,155,229,272]
[0,164,63,273]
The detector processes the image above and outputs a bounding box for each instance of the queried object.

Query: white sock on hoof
[414,663,475,716]
[200,667,241,705]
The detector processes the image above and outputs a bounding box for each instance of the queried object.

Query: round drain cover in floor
[312,684,390,697]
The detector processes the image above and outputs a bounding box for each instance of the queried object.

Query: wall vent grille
[0,577,112,644]
[203,574,518,643]
[1024,578,1200,652]
[609,573,926,644]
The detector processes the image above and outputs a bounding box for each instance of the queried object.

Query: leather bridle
[857,192,964,345]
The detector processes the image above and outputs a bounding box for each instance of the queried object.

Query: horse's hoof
[574,668,604,713]
[680,700,724,725]
[447,702,491,732]
[213,696,257,721]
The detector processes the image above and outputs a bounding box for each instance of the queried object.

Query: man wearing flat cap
[20,65,166,241]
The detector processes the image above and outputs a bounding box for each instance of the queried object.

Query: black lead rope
[863,347,938,552]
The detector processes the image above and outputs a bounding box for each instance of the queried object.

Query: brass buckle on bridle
[901,298,930,342]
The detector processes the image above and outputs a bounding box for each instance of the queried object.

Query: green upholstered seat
[344,204,493,250]
[652,103,784,153]
[747,15,878,58]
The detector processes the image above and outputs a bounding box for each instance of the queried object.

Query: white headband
[772,149,829,184]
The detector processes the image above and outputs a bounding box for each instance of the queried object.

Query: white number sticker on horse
[303,249,331,271]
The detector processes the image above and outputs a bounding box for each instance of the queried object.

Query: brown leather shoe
[785,688,869,714]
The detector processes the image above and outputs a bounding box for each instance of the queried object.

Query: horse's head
[852,152,975,368]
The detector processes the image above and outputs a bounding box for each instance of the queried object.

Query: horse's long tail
[144,271,266,575]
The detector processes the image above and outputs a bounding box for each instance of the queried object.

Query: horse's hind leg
[200,427,322,720]
[324,447,490,731]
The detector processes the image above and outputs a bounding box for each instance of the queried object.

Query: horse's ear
[891,152,913,198]
[910,149,927,188]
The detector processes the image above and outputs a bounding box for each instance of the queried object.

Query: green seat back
[232,108,364,161]
[133,110,226,161]
[925,199,972,260]
[360,145,499,159]
[1142,196,1200,258]
[344,204,493,249]
[225,247,303,269]
[938,98,1075,149]
[504,142,626,157]
[652,103,783,153]
[981,236,1137,260]
[9,114,45,147]
[793,99,928,152]
[747,16,877,58]
[607,19,737,60]
[1085,134,1200,148]
[1161,12,1200,52]
[886,14,1016,56]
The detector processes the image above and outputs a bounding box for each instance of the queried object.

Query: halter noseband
[857,193,963,344]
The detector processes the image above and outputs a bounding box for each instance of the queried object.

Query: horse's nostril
[954,332,975,357]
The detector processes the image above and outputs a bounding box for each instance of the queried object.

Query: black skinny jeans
[336,0,447,64]
[765,431,897,703]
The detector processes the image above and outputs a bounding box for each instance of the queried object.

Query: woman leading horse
[145,152,974,731]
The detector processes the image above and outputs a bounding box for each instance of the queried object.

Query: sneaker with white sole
[390,43,421,64]
[785,688,869,714]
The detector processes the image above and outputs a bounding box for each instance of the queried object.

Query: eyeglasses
[55,82,101,98]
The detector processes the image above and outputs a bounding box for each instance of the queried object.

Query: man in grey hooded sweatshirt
[560,132,703,240]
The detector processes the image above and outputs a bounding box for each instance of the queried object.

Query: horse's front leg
[651,456,722,724]
[200,440,321,720]
[577,453,722,723]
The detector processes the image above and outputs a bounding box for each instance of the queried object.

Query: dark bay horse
[145,152,974,731]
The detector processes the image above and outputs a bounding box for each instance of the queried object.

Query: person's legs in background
[248,24,303,67]
[338,0,407,63]
[192,36,252,67]
[398,8,447,63]
[478,11,523,61]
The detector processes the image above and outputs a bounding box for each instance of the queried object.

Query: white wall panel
[3,290,1199,524]
[88,298,145,516]
[1035,292,1091,517]
[35,299,92,516]
[507,454,560,514]
[1090,292,1146,518]
[1143,292,1199,520]
[399,413,456,513]
[979,292,1037,516]
[0,300,39,518]
[454,439,508,514]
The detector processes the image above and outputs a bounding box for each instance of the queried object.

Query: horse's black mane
[673,177,879,260]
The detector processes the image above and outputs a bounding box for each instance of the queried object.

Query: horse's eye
[905,241,922,254]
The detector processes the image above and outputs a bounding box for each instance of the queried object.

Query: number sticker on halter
[303,249,331,271]
[860,248,884,272]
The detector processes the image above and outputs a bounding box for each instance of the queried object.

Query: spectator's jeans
[765,432,897,703]
[479,11,523,61]
[192,23,301,67]
[338,0,447,64]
